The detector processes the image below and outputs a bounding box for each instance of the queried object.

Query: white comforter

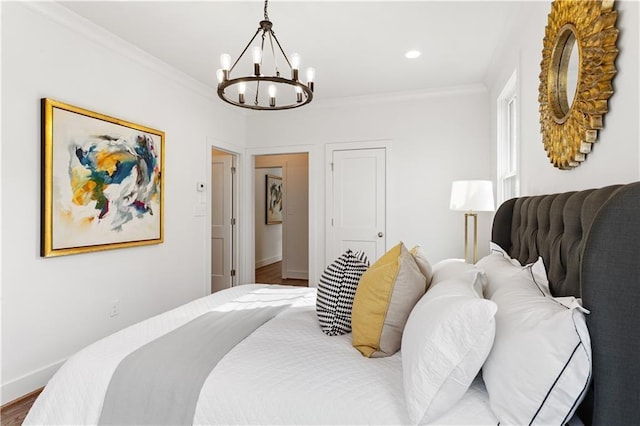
[25,284,497,425]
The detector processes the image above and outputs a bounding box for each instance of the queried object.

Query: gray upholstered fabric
[581,183,640,426]
[491,182,640,426]
[492,185,622,297]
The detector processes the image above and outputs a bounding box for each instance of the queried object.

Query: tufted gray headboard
[491,181,640,425]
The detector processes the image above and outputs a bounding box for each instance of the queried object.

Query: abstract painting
[41,98,164,257]
[265,174,283,224]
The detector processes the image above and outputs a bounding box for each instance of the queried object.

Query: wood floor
[0,388,42,426]
[255,261,308,287]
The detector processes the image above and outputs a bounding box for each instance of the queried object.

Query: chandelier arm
[229,27,262,73]
[269,31,293,70]
[267,31,281,77]
[254,30,268,106]
[254,79,261,106]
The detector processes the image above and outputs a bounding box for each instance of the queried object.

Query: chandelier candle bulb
[252,46,262,76]
[238,82,246,104]
[216,69,224,84]
[290,53,301,68]
[252,46,262,63]
[269,84,276,107]
[291,53,301,80]
[306,67,315,92]
[220,53,231,70]
[295,86,303,103]
[220,53,231,80]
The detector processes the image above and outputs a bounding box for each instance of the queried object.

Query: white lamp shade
[450,180,495,212]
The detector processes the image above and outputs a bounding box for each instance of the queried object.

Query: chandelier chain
[264,0,269,21]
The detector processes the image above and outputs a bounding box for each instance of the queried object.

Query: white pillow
[483,251,551,296]
[402,263,497,424]
[477,253,591,425]
[430,258,484,295]
[489,241,510,257]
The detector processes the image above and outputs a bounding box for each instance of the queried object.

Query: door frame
[325,139,391,264]
[253,164,284,272]
[242,144,318,286]
[211,149,234,292]
[206,137,242,294]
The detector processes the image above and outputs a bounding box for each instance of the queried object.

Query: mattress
[25,284,498,425]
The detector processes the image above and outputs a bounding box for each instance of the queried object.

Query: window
[497,70,519,204]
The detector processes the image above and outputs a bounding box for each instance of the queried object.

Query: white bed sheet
[25,284,498,425]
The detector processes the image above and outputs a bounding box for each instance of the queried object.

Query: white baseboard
[1,359,65,405]
[286,269,309,280]
[255,255,282,269]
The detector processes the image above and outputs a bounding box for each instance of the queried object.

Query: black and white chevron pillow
[316,249,370,336]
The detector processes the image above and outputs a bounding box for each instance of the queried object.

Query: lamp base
[463,211,478,263]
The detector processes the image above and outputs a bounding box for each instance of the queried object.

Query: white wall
[486,0,640,195]
[254,167,283,268]
[246,88,494,279]
[0,2,245,403]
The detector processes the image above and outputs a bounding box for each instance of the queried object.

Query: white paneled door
[211,151,234,293]
[329,148,386,264]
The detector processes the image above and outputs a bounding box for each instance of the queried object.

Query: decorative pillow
[477,253,591,425]
[430,258,484,296]
[316,249,369,336]
[409,245,434,289]
[351,242,426,357]
[402,264,496,424]
[489,241,510,257]
[487,244,552,295]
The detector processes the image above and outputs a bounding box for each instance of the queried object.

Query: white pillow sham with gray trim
[477,253,591,425]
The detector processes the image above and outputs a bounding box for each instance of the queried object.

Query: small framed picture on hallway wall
[266,174,283,224]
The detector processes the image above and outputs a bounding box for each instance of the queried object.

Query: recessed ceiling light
[405,50,421,59]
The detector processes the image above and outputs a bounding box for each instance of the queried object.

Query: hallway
[255,262,308,287]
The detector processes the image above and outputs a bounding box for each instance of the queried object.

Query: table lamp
[450,180,495,263]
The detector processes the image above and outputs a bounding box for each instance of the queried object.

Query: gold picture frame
[41,98,165,257]
[538,0,619,169]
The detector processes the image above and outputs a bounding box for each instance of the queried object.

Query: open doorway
[211,148,237,293]
[254,153,309,287]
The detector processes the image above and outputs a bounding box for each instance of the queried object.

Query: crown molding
[239,83,489,115]
[297,83,489,111]
[22,1,219,103]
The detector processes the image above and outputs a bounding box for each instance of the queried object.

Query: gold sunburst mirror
[539,0,619,169]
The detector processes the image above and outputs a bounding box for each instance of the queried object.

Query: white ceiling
[59,1,525,101]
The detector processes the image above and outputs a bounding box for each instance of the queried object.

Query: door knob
[378,232,384,238]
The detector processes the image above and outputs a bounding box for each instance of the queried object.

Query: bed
[491,181,640,425]
[24,182,640,425]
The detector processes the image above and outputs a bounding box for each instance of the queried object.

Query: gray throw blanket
[99,305,284,425]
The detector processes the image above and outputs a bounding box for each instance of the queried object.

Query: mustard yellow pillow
[351,242,428,357]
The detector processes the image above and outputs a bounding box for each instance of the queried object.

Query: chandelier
[216,0,315,111]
